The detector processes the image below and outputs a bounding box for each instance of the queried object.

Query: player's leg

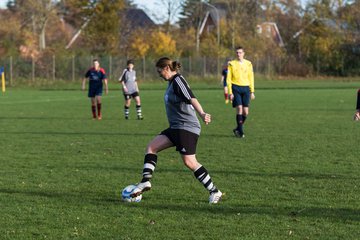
[232,85,245,137]
[232,86,243,137]
[90,97,97,119]
[241,87,251,125]
[96,95,102,119]
[131,134,174,197]
[134,94,143,120]
[242,106,249,123]
[124,94,131,119]
[182,155,222,203]
[88,87,97,119]
[223,80,229,104]
[234,104,245,137]
[224,87,229,104]
[143,134,173,181]
[176,129,222,203]
[354,89,360,121]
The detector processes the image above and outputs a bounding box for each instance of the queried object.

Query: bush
[281,56,312,77]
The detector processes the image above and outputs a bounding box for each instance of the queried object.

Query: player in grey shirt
[119,59,143,120]
[130,57,222,204]
[164,72,201,135]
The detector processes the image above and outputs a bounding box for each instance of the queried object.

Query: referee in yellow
[227,46,255,138]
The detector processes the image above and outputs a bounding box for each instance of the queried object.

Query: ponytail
[156,57,181,72]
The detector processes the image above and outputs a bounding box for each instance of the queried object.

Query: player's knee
[182,156,198,170]
[145,145,157,154]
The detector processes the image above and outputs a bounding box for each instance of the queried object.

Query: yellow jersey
[227,59,254,94]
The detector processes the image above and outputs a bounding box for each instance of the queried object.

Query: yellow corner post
[1,67,5,93]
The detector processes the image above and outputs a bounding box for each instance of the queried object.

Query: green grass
[0,80,359,239]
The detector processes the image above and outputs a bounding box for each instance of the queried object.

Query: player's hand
[123,86,128,93]
[230,94,234,101]
[354,111,360,121]
[251,93,255,100]
[201,112,211,125]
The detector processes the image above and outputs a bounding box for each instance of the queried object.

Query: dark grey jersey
[164,74,201,135]
[119,69,137,94]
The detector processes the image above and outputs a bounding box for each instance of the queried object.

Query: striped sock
[194,165,218,193]
[141,154,157,183]
[124,106,129,119]
[136,105,142,119]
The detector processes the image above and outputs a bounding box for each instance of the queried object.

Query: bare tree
[161,0,185,33]
[9,0,58,51]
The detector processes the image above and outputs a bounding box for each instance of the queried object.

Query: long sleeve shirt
[227,59,254,94]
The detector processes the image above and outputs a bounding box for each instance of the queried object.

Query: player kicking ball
[130,57,222,204]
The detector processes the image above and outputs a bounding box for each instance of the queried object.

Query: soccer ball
[121,184,142,202]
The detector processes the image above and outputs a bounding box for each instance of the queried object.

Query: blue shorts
[223,79,227,87]
[232,85,250,107]
[88,87,103,98]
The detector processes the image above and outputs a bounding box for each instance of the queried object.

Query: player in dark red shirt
[82,59,108,120]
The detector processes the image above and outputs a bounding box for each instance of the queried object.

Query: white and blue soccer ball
[121,184,142,202]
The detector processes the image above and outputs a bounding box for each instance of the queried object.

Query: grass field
[0,80,359,239]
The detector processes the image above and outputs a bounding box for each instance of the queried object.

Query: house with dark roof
[198,3,285,47]
[198,3,227,37]
[121,8,156,30]
[256,22,284,47]
[118,8,156,52]
[65,8,156,50]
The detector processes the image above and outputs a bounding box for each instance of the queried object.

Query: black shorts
[232,85,250,107]
[160,128,199,155]
[123,91,139,100]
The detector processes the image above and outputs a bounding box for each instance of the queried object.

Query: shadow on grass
[210,169,359,180]
[0,187,118,205]
[136,201,360,222]
[81,164,358,181]
[1,187,359,223]
[123,199,360,223]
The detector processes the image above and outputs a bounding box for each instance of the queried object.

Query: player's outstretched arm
[191,98,211,125]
